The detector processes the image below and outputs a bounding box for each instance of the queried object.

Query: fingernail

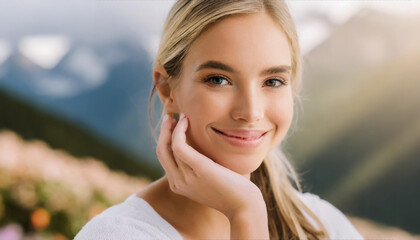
[180,113,185,120]
[163,114,169,122]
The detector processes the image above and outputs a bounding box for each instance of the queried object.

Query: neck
[160,175,232,233]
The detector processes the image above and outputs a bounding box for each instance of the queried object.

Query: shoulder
[295,190,364,240]
[73,194,181,240]
[73,213,159,240]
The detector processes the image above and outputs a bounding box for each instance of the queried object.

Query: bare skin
[137,11,294,240]
[137,176,231,239]
[137,113,269,239]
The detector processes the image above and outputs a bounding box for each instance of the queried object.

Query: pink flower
[0,223,23,240]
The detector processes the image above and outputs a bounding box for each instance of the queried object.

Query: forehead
[183,12,292,74]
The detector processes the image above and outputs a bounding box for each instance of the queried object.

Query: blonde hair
[148,0,330,239]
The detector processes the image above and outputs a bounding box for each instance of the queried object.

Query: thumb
[172,114,214,171]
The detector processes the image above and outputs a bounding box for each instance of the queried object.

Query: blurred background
[0,0,419,239]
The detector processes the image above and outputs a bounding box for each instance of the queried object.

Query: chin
[213,153,265,175]
[186,131,266,175]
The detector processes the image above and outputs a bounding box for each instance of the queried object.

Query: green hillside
[290,10,420,164]
[286,9,420,234]
[0,88,162,180]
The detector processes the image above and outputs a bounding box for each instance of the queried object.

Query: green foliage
[0,88,161,180]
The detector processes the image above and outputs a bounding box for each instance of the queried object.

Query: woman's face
[172,12,294,175]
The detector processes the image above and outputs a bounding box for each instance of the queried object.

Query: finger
[168,117,195,177]
[167,118,177,154]
[157,114,179,173]
[170,114,194,176]
[173,152,192,175]
[171,114,212,172]
[171,118,177,132]
[174,154,196,181]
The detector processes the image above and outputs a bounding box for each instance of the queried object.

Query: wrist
[228,201,267,222]
[229,205,269,239]
[224,185,266,220]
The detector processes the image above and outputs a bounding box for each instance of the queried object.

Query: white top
[74,191,364,240]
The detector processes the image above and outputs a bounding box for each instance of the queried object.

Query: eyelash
[202,75,288,88]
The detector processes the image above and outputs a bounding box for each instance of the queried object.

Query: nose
[231,86,264,123]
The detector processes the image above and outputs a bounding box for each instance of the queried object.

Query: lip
[211,127,268,148]
[212,128,267,139]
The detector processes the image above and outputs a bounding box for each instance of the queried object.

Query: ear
[153,65,180,115]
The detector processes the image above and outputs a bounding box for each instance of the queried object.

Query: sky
[121,0,420,56]
[288,0,420,54]
[0,0,419,65]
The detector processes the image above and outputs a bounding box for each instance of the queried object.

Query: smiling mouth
[211,127,267,140]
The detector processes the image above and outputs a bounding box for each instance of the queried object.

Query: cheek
[269,95,294,147]
[184,90,225,122]
[181,90,228,152]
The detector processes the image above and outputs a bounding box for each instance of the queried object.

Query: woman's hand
[156,113,267,220]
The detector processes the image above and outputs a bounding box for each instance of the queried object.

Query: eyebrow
[195,60,291,76]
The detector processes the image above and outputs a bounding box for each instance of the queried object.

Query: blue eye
[203,75,288,88]
[203,75,230,87]
[265,78,287,87]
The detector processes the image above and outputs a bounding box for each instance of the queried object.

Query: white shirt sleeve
[73,214,173,240]
[73,194,183,240]
[298,192,364,240]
